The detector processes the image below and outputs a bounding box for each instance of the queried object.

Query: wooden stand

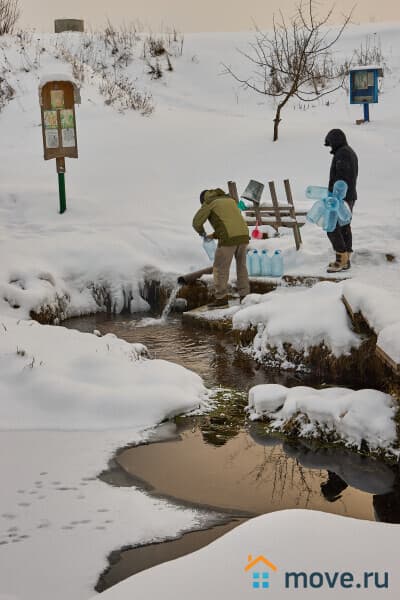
[229,178,305,250]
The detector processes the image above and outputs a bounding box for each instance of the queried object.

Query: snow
[378,322,400,364]
[247,384,398,455]
[233,282,360,359]
[1,20,400,600]
[0,316,207,431]
[38,73,81,104]
[342,280,400,333]
[0,429,217,600]
[1,24,400,324]
[89,510,400,600]
[0,314,212,600]
[343,280,400,365]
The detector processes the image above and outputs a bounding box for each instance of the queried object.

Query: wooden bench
[228,179,306,251]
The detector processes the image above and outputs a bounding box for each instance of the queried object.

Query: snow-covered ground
[92,510,400,600]
[1,20,400,600]
[0,317,212,600]
[1,24,400,321]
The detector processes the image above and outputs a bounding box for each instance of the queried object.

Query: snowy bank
[91,510,400,600]
[0,317,207,430]
[343,281,400,372]
[343,280,400,334]
[0,316,212,600]
[247,384,398,456]
[232,282,360,362]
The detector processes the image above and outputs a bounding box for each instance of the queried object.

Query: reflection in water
[110,420,400,522]
[273,437,400,523]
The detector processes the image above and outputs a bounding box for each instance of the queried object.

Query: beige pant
[214,244,250,299]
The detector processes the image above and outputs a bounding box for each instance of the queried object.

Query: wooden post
[228,181,240,204]
[268,181,281,228]
[284,179,302,250]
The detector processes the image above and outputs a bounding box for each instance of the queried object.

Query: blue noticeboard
[349,67,383,105]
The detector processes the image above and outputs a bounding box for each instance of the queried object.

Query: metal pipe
[177,266,213,285]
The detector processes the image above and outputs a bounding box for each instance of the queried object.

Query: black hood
[324,129,348,153]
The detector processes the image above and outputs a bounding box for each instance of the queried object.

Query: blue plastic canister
[260,250,271,276]
[202,237,217,262]
[271,250,284,277]
[250,250,261,276]
[323,197,339,232]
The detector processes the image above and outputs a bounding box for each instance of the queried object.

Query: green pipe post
[56,157,66,213]
[58,172,66,214]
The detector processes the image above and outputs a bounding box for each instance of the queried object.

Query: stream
[64,311,400,592]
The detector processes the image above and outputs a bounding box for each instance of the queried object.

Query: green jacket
[192,189,250,246]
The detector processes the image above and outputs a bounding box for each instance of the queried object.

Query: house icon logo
[245,555,278,590]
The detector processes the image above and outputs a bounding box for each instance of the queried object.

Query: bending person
[193,188,250,308]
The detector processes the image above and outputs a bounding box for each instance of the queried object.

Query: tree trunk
[273,104,283,141]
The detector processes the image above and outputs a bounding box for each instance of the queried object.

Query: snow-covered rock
[247,384,398,455]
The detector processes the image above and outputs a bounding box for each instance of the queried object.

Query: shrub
[0,74,14,111]
[0,0,20,36]
[99,73,154,115]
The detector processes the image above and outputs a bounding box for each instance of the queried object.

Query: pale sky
[19,0,400,32]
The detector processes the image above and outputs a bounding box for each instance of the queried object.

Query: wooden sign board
[40,81,78,161]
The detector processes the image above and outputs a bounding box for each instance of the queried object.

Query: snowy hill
[1,22,400,600]
[1,23,400,321]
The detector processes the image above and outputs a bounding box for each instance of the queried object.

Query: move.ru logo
[245,555,278,590]
[245,554,389,591]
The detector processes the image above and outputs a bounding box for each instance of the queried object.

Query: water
[135,284,181,328]
[64,312,305,389]
[63,313,400,591]
[109,422,399,519]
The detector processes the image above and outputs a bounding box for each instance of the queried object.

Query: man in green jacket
[192,188,250,308]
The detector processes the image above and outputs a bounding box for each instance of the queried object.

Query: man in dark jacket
[193,188,250,308]
[324,129,358,273]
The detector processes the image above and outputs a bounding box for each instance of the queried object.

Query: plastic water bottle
[305,185,328,200]
[250,250,261,276]
[307,180,348,202]
[332,180,348,201]
[337,199,352,226]
[202,237,217,262]
[306,199,326,225]
[271,250,284,277]
[246,249,252,273]
[260,249,271,276]
[323,197,339,232]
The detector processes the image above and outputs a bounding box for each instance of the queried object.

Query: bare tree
[0,0,20,35]
[224,0,354,141]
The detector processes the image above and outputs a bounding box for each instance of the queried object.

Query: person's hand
[204,233,215,241]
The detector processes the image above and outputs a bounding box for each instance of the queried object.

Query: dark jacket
[325,129,358,205]
[192,188,249,246]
